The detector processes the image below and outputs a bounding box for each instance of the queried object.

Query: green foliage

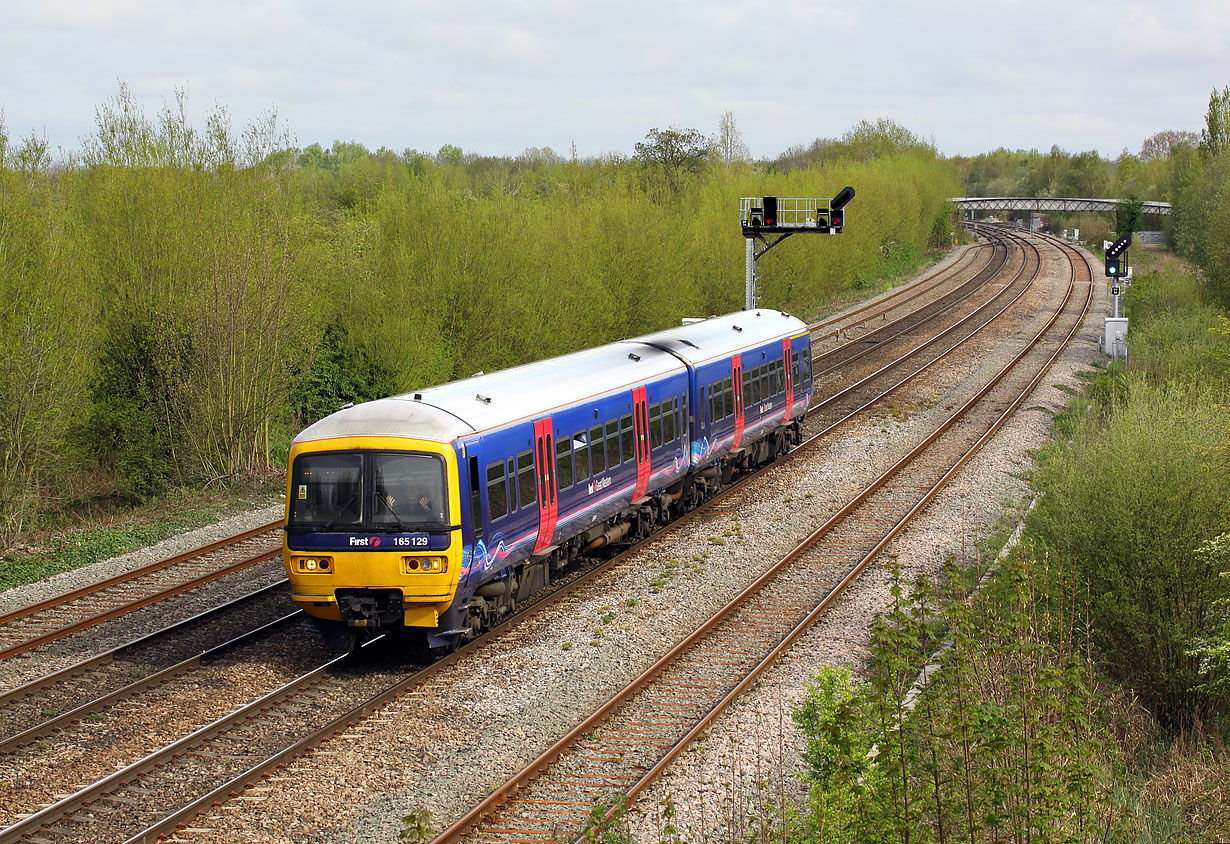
[1200,85,1230,158]
[1027,250,1230,725]
[633,126,710,195]
[84,319,184,499]
[398,807,432,843]
[0,85,960,550]
[1185,533,1230,698]
[289,323,396,427]
[793,559,1114,843]
[1028,378,1230,723]
[0,498,241,591]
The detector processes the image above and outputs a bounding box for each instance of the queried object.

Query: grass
[0,478,281,593]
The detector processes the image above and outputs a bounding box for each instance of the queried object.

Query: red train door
[632,386,650,500]
[731,355,745,449]
[781,338,794,425]
[532,418,558,553]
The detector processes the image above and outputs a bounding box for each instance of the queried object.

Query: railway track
[806,227,1040,429]
[0,581,298,755]
[0,236,1002,672]
[806,238,998,346]
[0,232,1071,843]
[808,233,1013,376]
[0,522,284,661]
[427,233,1093,844]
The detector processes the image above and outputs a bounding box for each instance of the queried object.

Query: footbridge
[952,197,1171,216]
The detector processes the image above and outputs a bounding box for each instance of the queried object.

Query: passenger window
[555,436,573,490]
[801,353,811,385]
[574,431,590,483]
[620,413,634,463]
[590,425,606,474]
[707,384,715,426]
[722,377,732,419]
[605,419,620,467]
[743,370,752,410]
[751,367,760,404]
[792,351,800,388]
[507,458,517,509]
[759,365,769,400]
[486,460,508,521]
[517,450,536,512]
[649,402,663,449]
[663,397,675,443]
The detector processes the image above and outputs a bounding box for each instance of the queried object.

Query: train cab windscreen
[289,451,448,530]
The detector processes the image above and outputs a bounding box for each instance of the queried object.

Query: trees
[712,110,750,165]
[633,126,709,194]
[1200,85,1230,157]
[1141,129,1200,161]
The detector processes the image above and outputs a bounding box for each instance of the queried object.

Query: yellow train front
[283,428,466,651]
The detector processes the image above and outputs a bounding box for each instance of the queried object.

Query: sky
[1,0,1227,162]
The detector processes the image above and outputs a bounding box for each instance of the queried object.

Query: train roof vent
[627,352,641,362]
[413,393,422,401]
[680,339,699,348]
[732,324,743,332]
[475,393,492,404]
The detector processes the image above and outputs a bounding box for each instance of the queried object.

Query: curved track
[0,232,1082,843]
[428,232,1093,844]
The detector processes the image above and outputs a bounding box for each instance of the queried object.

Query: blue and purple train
[283,309,813,650]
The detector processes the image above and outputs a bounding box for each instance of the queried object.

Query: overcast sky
[1,0,1226,162]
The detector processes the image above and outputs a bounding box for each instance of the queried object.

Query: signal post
[739,187,855,309]
[1103,233,1131,360]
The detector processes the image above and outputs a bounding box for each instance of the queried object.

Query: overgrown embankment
[0,87,958,553]
[788,250,1230,844]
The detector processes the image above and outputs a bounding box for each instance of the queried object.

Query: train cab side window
[468,455,484,539]
[591,424,607,474]
[517,450,536,511]
[605,419,620,467]
[649,402,663,449]
[574,431,590,483]
[620,413,634,464]
[555,436,573,490]
[663,397,675,443]
[486,460,508,521]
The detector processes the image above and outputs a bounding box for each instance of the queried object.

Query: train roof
[293,309,809,447]
[624,309,808,366]
[294,340,684,445]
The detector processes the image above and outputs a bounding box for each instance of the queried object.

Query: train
[282,308,814,651]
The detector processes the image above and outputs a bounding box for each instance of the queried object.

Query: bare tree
[713,110,750,164]
[1139,129,1199,161]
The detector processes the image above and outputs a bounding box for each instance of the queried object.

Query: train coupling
[335,588,405,628]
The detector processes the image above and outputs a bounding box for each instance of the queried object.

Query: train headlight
[403,556,447,574]
[296,556,333,573]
